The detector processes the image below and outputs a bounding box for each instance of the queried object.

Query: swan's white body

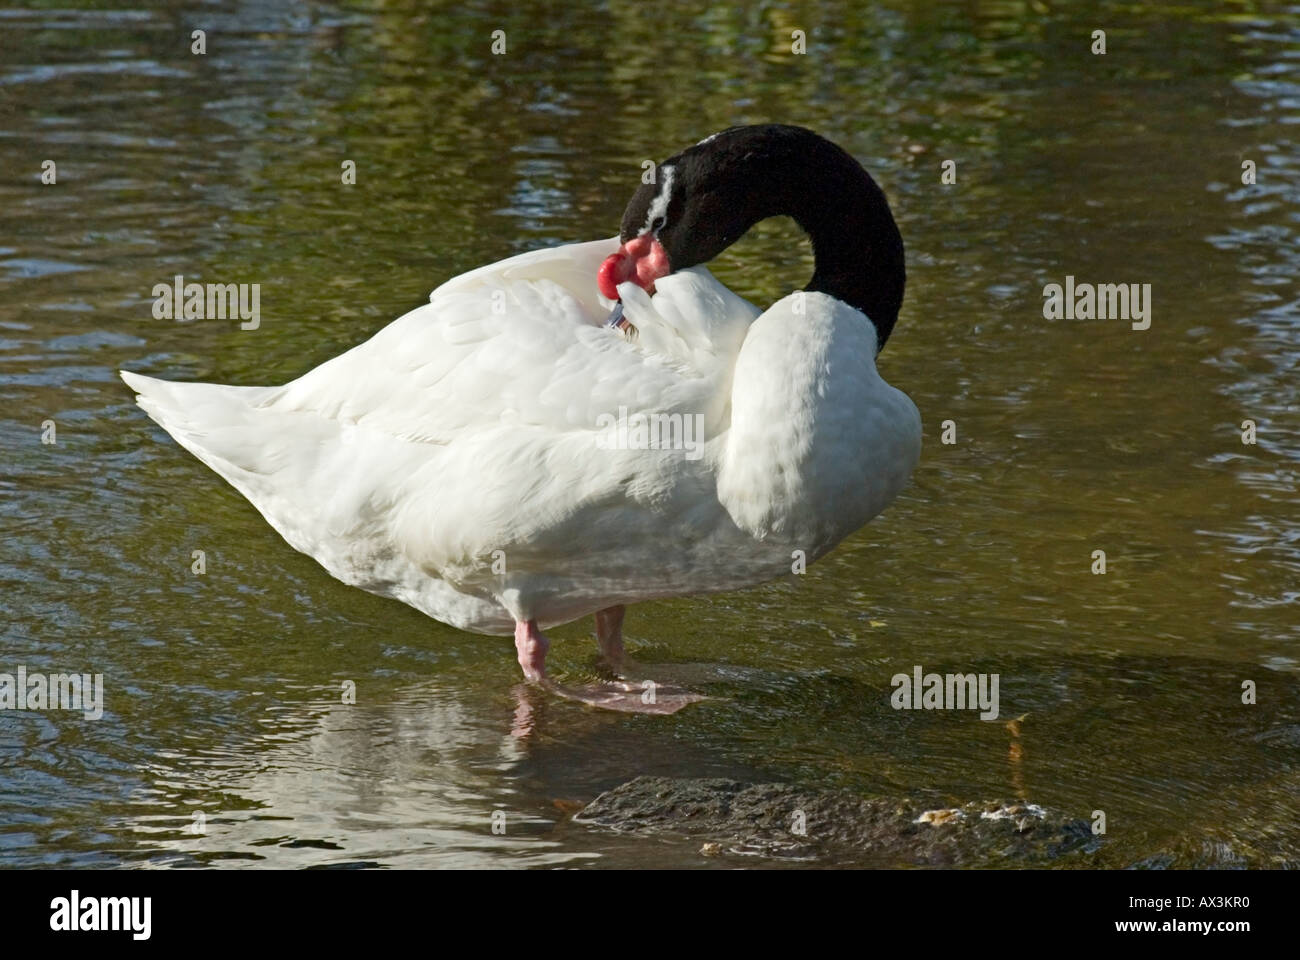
[123,236,921,636]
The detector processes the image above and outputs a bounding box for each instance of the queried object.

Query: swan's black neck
[620,124,906,351]
[795,153,906,351]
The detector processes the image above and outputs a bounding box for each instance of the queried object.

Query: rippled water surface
[2,0,1299,868]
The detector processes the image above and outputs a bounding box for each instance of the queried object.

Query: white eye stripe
[640,164,675,236]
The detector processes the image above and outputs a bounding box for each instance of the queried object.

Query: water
[1,0,1298,868]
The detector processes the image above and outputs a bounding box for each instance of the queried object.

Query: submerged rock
[574,776,1099,866]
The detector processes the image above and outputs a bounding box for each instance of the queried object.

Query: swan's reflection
[127,672,750,868]
[130,679,593,868]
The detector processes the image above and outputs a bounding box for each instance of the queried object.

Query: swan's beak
[597,235,670,300]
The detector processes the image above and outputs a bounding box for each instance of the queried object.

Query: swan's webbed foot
[511,612,704,714]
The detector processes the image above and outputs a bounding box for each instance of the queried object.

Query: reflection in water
[119,677,767,868]
[129,682,586,869]
[1,0,1298,867]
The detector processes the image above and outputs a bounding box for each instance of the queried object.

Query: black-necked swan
[122,124,921,714]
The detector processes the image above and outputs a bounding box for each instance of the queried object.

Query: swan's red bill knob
[597,235,671,300]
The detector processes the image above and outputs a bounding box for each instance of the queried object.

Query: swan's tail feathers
[119,369,327,548]
[121,370,282,479]
[120,369,425,567]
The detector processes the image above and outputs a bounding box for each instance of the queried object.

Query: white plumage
[122,235,921,638]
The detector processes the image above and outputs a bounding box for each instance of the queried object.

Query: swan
[122,124,921,713]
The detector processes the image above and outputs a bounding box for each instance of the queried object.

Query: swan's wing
[266,239,756,444]
[125,238,765,631]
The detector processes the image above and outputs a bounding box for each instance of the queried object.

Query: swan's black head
[599,124,906,351]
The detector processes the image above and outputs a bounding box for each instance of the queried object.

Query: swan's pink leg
[514,619,549,681]
[594,605,626,667]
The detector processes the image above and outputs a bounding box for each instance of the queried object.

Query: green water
[1,0,1298,868]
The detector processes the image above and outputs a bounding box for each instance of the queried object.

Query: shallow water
[1,0,1298,868]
